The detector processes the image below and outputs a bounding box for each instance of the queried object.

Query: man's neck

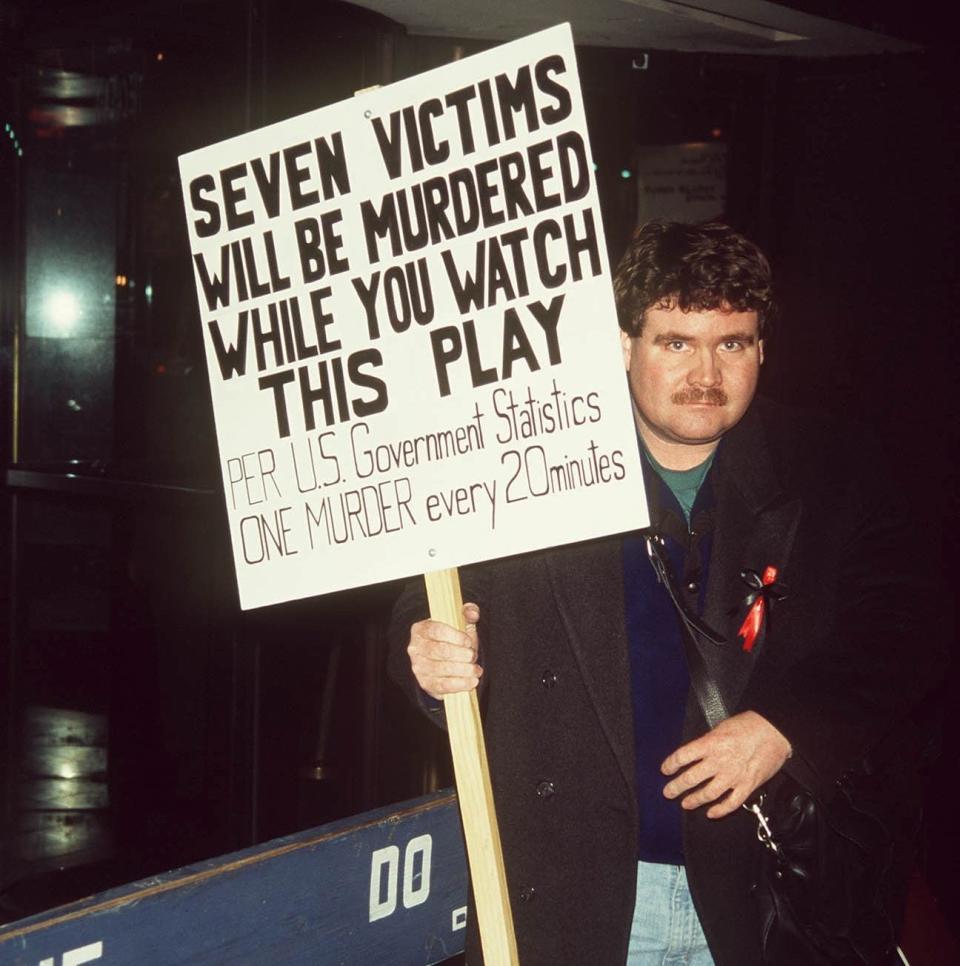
[639,426,719,471]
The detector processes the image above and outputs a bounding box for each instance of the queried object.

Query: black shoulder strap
[644,534,729,728]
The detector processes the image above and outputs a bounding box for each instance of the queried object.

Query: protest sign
[179,22,647,609]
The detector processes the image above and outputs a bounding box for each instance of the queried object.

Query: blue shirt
[623,453,715,864]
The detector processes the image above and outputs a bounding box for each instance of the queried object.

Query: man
[389,222,939,965]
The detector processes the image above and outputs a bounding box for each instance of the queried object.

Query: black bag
[748,770,901,965]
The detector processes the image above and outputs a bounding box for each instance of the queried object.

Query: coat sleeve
[386,564,491,726]
[747,431,946,794]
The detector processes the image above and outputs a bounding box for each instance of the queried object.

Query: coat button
[519,886,536,903]
[541,669,558,689]
[536,780,556,799]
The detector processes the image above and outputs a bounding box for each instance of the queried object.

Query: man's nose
[689,349,722,386]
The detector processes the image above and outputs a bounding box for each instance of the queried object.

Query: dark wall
[768,48,959,917]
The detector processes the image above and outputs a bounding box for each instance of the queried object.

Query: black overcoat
[388,398,943,966]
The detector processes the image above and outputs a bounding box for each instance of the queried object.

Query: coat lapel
[536,403,802,785]
[542,537,636,798]
[700,405,802,711]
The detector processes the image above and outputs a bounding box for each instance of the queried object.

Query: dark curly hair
[613,221,775,337]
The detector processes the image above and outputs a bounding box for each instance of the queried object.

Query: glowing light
[2,121,21,157]
[711,127,723,139]
[45,290,80,335]
[115,274,128,287]
[620,169,632,179]
[144,283,154,302]
[156,52,165,62]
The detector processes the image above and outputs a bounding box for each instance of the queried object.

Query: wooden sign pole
[424,567,519,965]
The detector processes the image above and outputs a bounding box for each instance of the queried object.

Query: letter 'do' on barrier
[368,834,433,922]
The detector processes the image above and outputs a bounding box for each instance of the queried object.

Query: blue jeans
[627,861,715,965]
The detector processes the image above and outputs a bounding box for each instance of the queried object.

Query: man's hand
[408,603,482,701]
[661,711,792,819]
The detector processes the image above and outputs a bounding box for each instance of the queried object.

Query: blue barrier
[0,791,468,966]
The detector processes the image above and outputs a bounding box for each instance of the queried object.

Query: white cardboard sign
[178,24,649,609]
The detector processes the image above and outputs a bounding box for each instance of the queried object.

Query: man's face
[621,303,763,468]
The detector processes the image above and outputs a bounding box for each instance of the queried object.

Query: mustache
[671,387,728,405]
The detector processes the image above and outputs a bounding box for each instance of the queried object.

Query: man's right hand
[407,602,482,701]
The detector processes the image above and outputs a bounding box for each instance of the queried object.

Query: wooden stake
[424,567,519,965]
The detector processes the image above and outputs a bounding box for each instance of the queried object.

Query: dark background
[1,0,956,946]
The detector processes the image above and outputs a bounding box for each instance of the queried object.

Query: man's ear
[759,338,765,365]
[620,329,633,371]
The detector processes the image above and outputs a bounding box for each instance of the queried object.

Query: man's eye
[667,341,686,351]
[721,341,743,351]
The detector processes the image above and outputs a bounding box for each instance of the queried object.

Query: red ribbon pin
[737,565,784,653]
